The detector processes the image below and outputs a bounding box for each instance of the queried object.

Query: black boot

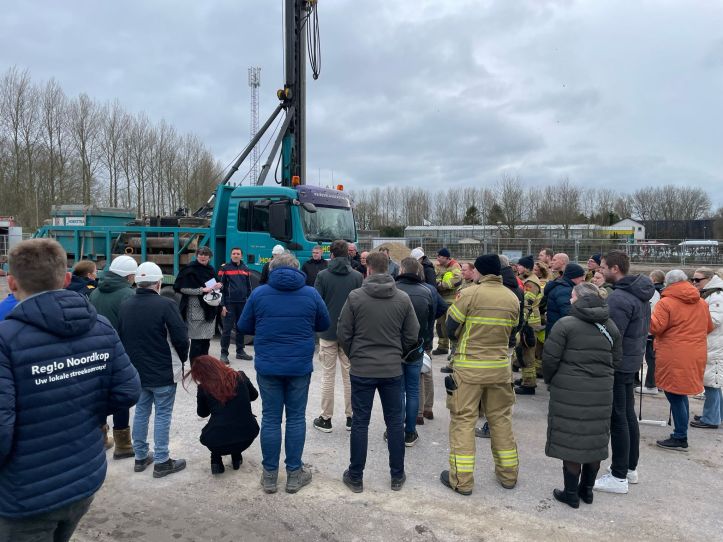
[578,463,598,504]
[231,452,242,470]
[211,453,224,475]
[553,466,580,509]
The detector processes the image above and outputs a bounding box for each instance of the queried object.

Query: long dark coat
[542,294,622,463]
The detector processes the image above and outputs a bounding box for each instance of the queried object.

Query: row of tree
[350,175,717,238]
[0,67,222,228]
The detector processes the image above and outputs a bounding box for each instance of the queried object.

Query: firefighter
[513,255,543,395]
[433,248,462,359]
[440,255,521,495]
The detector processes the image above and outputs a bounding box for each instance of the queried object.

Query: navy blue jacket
[118,288,189,388]
[66,275,97,297]
[0,290,140,518]
[607,274,655,373]
[217,260,252,305]
[544,277,575,337]
[238,267,330,376]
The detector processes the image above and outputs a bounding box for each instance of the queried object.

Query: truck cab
[214,184,356,282]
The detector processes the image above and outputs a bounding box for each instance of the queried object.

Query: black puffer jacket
[502,265,524,347]
[420,256,437,286]
[607,274,655,373]
[543,294,622,463]
[396,273,435,351]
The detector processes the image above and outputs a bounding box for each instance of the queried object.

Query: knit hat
[563,263,585,280]
[518,255,534,271]
[410,248,425,260]
[474,254,501,276]
[590,253,601,265]
[438,247,451,258]
[272,244,285,255]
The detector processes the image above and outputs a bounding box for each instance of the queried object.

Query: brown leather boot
[112,427,134,460]
[102,424,114,450]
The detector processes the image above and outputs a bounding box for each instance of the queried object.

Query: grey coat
[337,274,420,379]
[314,257,364,341]
[543,294,622,464]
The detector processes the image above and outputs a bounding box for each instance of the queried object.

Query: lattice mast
[248,67,261,184]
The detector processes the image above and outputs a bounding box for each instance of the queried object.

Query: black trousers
[208,438,256,463]
[112,408,130,430]
[220,302,246,355]
[190,339,211,362]
[0,495,93,542]
[610,371,639,479]
[644,337,656,388]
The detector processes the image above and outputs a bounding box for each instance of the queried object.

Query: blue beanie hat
[438,247,451,258]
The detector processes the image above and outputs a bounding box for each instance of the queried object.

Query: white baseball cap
[135,262,164,283]
[272,245,285,255]
[108,255,138,277]
[410,248,424,260]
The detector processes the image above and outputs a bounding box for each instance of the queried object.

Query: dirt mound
[375,242,412,263]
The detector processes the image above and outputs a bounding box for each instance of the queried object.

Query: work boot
[514,385,535,395]
[220,352,230,365]
[475,422,490,439]
[102,424,114,450]
[236,350,253,361]
[553,466,580,509]
[285,466,312,494]
[153,458,187,478]
[343,470,363,493]
[439,470,472,496]
[513,378,523,386]
[432,347,448,356]
[440,365,453,374]
[578,464,599,504]
[261,469,278,493]
[391,473,406,491]
[211,458,225,475]
[112,428,134,460]
[416,416,425,425]
[423,410,434,420]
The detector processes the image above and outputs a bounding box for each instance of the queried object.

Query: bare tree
[69,93,101,205]
[98,99,128,207]
[495,173,526,237]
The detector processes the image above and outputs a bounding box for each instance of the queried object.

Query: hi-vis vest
[521,273,543,328]
[447,275,521,384]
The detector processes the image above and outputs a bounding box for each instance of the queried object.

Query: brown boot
[102,424,114,450]
[112,427,134,459]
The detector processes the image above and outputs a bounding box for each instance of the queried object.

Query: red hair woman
[185,356,259,474]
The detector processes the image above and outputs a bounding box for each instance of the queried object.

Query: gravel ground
[69,338,723,542]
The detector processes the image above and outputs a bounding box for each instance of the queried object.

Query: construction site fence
[357,237,723,267]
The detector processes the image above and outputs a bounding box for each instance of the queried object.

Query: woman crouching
[542,282,622,508]
[186,355,260,474]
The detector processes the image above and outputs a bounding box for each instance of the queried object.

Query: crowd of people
[1,237,722,540]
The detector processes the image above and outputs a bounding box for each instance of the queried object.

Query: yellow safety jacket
[447,275,520,384]
[435,259,462,302]
[521,272,543,328]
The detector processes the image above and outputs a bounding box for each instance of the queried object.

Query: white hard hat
[135,262,164,283]
[272,245,285,255]
[203,290,223,307]
[108,255,138,277]
[410,248,425,260]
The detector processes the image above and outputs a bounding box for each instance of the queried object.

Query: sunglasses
[691,278,705,283]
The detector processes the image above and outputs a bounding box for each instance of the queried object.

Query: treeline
[0,67,222,228]
[351,174,718,237]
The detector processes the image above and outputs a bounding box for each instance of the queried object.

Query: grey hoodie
[337,274,420,378]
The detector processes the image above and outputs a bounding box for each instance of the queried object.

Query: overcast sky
[2,0,722,205]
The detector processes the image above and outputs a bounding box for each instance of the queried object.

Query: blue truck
[33,1,357,283]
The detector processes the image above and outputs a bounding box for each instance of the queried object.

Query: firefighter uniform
[444,274,521,492]
[434,258,462,351]
[517,272,543,390]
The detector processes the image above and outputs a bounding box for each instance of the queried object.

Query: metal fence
[358,237,723,267]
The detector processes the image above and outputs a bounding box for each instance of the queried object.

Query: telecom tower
[248,67,261,184]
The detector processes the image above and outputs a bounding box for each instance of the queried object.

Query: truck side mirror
[269,202,291,242]
[301,202,317,213]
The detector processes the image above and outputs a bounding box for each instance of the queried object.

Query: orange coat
[650,281,713,395]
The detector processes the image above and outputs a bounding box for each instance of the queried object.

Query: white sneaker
[593,473,628,494]
[634,386,658,395]
[607,465,638,484]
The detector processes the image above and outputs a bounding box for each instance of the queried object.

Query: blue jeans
[401,360,422,433]
[256,373,311,472]
[348,375,405,481]
[132,384,178,464]
[664,391,689,440]
[701,386,723,425]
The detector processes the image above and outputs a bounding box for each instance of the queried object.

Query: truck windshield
[300,205,356,243]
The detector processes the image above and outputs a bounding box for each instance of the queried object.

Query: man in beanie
[514,256,543,395]
[586,254,602,282]
[433,248,462,356]
[544,263,585,338]
[441,254,521,495]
